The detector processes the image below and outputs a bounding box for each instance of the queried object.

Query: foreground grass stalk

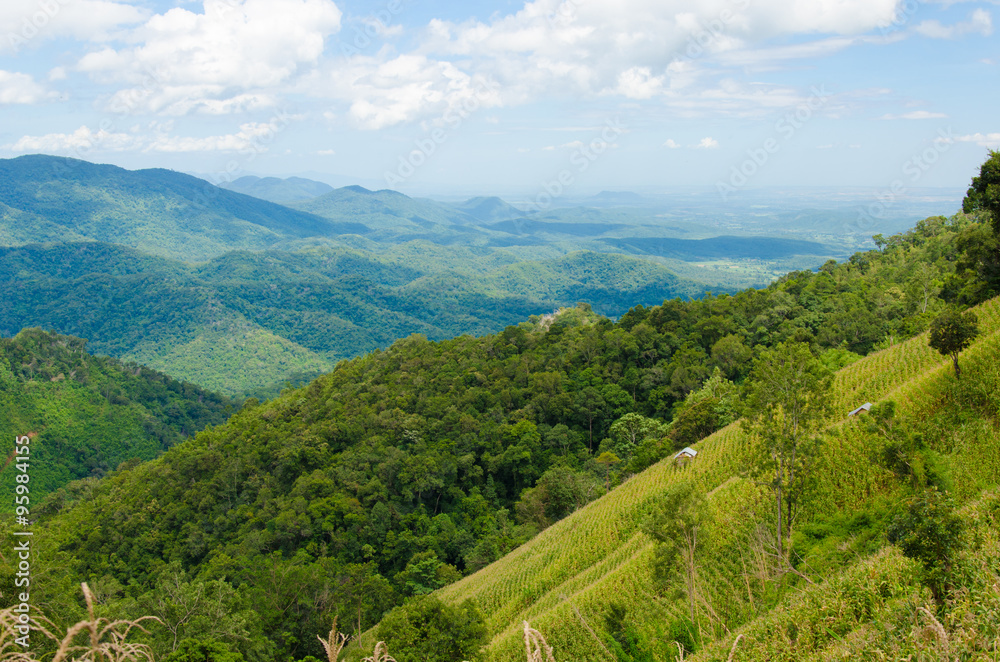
[1,583,157,662]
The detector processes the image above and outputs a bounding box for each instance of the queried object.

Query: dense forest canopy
[0,242,708,397]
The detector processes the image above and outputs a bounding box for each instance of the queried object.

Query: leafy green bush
[375,596,487,662]
[887,488,965,604]
[163,639,245,662]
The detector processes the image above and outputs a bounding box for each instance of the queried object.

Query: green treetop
[929,308,979,378]
[963,149,1000,233]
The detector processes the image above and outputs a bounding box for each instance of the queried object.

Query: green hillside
[0,155,362,261]
[601,235,837,261]
[420,292,1000,660]
[8,211,997,662]
[0,328,237,505]
[293,185,479,231]
[218,176,334,203]
[0,154,871,399]
[0,242,709,397]
[454,196,527,223]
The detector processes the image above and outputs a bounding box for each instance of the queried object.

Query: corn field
[436,295,1000,661]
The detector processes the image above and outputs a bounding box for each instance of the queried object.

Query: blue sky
[0,0,997,197]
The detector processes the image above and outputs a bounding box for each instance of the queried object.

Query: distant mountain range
[217,175,334,203]
[292,184,484,231]
[0,155,362,261]
[0,239,705,397]
[452,196,528,223]
[0,154,853,396]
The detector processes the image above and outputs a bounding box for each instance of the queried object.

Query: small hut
[673,447,697,463]
[848,402,873,417]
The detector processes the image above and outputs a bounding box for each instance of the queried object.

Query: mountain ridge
[0,154,366,261]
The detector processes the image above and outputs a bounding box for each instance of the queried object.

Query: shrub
[375,596,486,662]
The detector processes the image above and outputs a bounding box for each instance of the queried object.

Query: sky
[0,0,997,198]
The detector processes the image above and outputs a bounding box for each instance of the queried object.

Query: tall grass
[0,584,156,662]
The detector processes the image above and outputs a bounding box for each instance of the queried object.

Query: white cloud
[145,121,288,152]
[317,148,336,155]
[360,16,403,37]
[879,110,948,119]
[663,138,681,149]
[611,67,664,99]
[0,0,146,53]
[318,0,906,130]
[7,125,138,152]
[955,132,1000,148]
[914,8,992,38]
[0,70,53,105]
[7,119,292,153]
[660,78,819,118]
[77,0,342,115]
[317,54,502,129]
[696,136,719,148]
[420,0,901,99]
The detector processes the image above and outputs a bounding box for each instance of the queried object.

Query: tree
[929,308,979,378]
[962,149,1000,233]
[607,413,667,461]
[643,481,712,645]
[887,488,964,605]
[394,551,460,597]
[375,595,487,662]
[948,221,1000,304]
[670,368,740,448]
[514,466,603,530]
[742,342,832,562]
[603,603,654,662]
[162,639,245,662]
[133,568,254,656]
[595,451,622,490]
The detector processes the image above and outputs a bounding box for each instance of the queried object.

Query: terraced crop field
[432,295,1000,661]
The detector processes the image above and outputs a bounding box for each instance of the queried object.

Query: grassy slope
[426,295,1000,661]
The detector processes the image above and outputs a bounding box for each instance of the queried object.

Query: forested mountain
[0,328,237,504]
[217,176,334,203]
[0,155,363,261]
[292,185,484,231]
[0,242,706,397]
[0,154,863,398]
[452,196,527,223]
[12,210,998,662]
